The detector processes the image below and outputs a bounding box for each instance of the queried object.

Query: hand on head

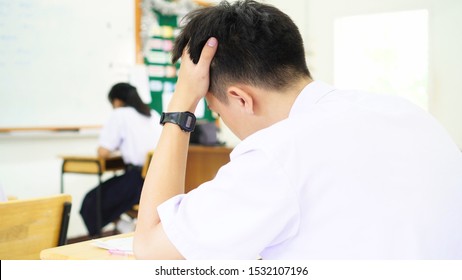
[167,37,218,113]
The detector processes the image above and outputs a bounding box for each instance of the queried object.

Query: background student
[80,82,161,236]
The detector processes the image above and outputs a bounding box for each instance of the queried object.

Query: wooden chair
[0,194,72,260]
[141,150,154,179]
[114,151,153,232]
[125,151,153,219]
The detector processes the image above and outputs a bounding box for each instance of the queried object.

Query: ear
[226,86,255,115]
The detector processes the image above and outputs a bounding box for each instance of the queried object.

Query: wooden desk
[185,145,232,192]
[143,145,233,193]
[60,155,125,183]
[40,233,135,260]
[60,155,125,236]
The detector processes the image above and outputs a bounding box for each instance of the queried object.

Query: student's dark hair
[108,83,151,117]
[172,0,311,103]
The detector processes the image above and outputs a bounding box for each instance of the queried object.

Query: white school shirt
[99,107,161,166]
[158,81,462,259]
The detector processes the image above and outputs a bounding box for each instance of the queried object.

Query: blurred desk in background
[185,145,232,192]
[143,145,233,193]
[59,154,125,236]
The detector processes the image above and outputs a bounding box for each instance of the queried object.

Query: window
[334,10,428,109]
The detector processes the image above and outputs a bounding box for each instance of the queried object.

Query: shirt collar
[231,81,337,159]
[289,80,337,117]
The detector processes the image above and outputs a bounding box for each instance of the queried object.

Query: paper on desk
[92,236,134,254]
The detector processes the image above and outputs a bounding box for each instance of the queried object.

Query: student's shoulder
[113,107,136,115]
[112,107,148,120]
[232,120,293,158]
[149,109,161,121]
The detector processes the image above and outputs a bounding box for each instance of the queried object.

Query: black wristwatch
[160,111,196,132]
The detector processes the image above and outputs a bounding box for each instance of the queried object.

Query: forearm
[137,122,190,225]
[134,96,199,258]
[133,37,218,259]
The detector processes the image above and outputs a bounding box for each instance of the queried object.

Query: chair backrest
[0,194,72,260]
[123,151,153,221]
[141,150,154,178]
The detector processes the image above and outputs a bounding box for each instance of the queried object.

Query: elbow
[133,225,185,260]
[133,247,153,260]
[97,147,111,158]
[133,234,152,259]
[133,231,163,260]
[133,249,151,260]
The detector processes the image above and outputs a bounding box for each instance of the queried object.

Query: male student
[134,0,462,259]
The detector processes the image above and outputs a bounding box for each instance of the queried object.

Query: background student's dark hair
[108,83,151,117]
[172,0,311,103]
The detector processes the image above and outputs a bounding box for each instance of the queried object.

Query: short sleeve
[157,149,300,259]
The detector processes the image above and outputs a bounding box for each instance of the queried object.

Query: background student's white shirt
[99,108,161,166]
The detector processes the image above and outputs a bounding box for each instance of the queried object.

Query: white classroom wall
[0,132,104,237]
[300,0,462,146]
[1,0,461,238]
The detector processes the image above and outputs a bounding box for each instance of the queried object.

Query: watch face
[182,112,196,132]
[185,115,194,128]
[161,111,196,132]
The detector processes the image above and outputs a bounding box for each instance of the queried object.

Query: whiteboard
[0,0,136,128]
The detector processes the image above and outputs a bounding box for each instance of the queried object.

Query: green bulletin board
[145,7,215,121]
